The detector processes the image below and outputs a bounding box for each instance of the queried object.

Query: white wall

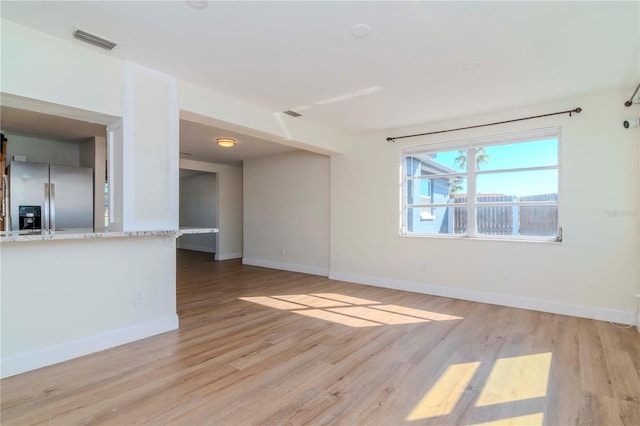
[0,236,178,378]
[179,159,243,260]
[1,20,123,118]
[243,151,330,276]
[122,63,179,232]
[330,87,639,324]
[1,21,181,377]
[178,172,217,253]
[3,132,80,166]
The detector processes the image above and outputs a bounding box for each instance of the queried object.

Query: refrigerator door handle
[50,183,56,231]
[44,183,50,230]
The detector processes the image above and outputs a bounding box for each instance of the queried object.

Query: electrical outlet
[422,262,428,271]
[281,248,286,256]
[133,289,143,305]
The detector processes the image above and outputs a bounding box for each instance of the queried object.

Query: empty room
[1,1,639,425]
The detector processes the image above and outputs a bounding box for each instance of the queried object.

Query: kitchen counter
[0,227,218,243]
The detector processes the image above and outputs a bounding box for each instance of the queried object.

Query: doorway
[178,169,218,256]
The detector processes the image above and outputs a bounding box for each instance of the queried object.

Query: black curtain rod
[386,107,582,142]
[624,82,640,107]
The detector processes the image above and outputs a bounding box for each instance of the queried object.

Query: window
[401,128,560,241]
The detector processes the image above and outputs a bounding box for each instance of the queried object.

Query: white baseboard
[1,315,179,379]
[216,252,243,261]
[178,244,215,254]
[243,257,329,277]
[329,271,635,326]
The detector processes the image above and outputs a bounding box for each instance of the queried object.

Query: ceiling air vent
[283,110,302,118]
[72,29,117,51]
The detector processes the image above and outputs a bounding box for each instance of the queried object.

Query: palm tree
[449,147,489,197]
[454,147,489,171]
[449,177,464,196]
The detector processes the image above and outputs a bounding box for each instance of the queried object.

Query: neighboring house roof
[411,156,458,175]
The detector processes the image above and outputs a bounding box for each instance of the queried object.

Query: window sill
[399,233,562,244]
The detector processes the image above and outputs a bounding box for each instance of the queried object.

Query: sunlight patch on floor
[372,304,463,321]
[310,293,380,305]
[476,352,552,406]
[272,294,350,308]
[293,309,380,328]
[406,352,552,424]
[239,296,306,310]
[239,293,464,328]
[329,306,429,325]
[406,362,480,420]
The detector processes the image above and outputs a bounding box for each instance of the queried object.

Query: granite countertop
[0,227,218,243]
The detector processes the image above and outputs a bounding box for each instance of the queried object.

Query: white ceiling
[0,106,294,165]
[2,1,638,137]
[0,106,107,143]
[179,118,295,166]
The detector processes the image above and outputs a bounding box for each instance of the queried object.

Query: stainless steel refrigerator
[7,161,94,232]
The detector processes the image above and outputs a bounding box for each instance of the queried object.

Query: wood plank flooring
[2,249,639,425]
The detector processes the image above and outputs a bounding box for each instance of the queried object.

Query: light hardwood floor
[2,249,639,425]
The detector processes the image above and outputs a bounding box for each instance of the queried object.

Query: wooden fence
[519,194,558,236]
[453,194,557,236]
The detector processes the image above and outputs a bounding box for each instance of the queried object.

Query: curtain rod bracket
[625,83,640,107]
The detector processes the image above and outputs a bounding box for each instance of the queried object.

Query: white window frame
[400,127,562,242]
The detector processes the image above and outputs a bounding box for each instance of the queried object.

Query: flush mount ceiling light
[351,23,371,38]
[216,138,236,148]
